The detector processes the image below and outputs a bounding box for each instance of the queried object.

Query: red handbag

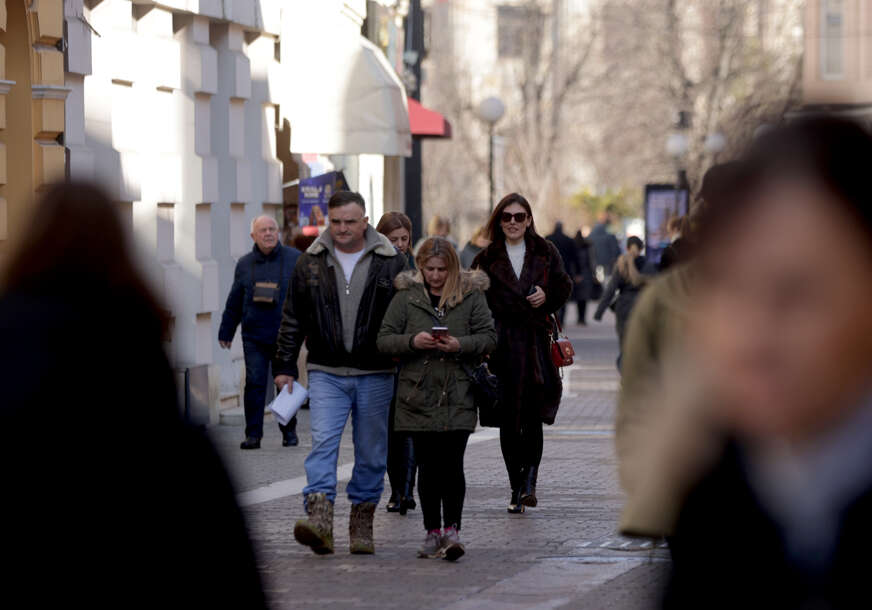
[549,315,575,367]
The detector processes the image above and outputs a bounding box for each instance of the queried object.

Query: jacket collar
[253,243,281,261]
[306,225,397,259]
[394,269,490,302]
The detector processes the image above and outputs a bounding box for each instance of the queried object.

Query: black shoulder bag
[460,360,501,428]
[423,307,501,428]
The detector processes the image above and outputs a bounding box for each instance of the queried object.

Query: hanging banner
[299,171,348,227]
[644,184,688,265]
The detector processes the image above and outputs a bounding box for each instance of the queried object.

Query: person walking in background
[273,191,406,556]
[473,193,572,514]
[378,238,496,561]
[663,117,872,609]
[377,211,415,269]
[589,205,622,279]
[0,182,265,608]
[573,230,596,325]
[594,236,651,369]
[376,211,418,514]
[219,216,301,449]
[659,215,691,272]
[414,215,459,254]
[460,225,491,269]
[546,221,580,327]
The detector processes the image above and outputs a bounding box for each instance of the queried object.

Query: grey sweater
[307,226,399,377]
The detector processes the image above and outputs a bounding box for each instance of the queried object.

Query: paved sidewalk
[209,310,669,609]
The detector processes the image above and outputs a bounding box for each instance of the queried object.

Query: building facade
[2,0,412,423]
[803,0,872,112]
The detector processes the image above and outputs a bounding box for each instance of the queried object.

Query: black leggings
[499,403,544,491]
[413,431,470,531]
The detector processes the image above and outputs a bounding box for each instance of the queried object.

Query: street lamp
[704,131,727,156]
[477,96,506,211]
[666,110,691,216]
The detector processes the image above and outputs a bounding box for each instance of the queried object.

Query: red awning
[408,99,452,138]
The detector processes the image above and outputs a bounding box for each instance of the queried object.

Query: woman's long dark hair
[0,181,168,331]
[485,193,538,242]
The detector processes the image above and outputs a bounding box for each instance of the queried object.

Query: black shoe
[399,495,416,516]
[520,466,538,507]
[282,429,299,447]
[507,489,525,514]
[386,491,401,513]
[240,437,261,450]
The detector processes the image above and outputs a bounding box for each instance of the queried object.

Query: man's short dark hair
[328,190,366,211]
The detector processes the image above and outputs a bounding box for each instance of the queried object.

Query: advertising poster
[299,171,348,227]
[644,184,688,264]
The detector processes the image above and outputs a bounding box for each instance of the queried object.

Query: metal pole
[403,0,424,240]
[488,124,495,211]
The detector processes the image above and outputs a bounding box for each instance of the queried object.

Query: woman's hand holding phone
[435,335,461,352]
[413,331,437,350]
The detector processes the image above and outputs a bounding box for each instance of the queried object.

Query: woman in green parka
[377,237,496,561]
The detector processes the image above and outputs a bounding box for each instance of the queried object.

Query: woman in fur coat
[472,193,573,513]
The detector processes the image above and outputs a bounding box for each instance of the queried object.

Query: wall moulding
[31,83,71,100]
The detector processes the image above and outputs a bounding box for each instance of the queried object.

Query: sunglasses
[500,212,528,224]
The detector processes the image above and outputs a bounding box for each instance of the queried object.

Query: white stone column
[211,22,252,410]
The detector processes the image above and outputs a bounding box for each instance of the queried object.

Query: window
[821,0,844,80]
[497,5,543,59]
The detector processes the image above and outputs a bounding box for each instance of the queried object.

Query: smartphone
[431,326,448,340]
[528,286,538,296]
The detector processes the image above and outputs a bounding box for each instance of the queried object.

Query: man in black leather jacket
[272,191,406,556]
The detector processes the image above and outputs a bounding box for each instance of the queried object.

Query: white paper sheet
[268,381,309,426]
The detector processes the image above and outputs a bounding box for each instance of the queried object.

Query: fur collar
[394,269,490,294]
[306,226,397,258]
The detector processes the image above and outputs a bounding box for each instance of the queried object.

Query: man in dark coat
[272,190,407,556]
[219,215,301,449]
[546,222,580,326]
[589,206,622,277]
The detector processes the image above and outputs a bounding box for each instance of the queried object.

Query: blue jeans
[242,339,296,439]
[304,371,394,504]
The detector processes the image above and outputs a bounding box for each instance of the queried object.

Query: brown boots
[349,502,377,554]
[294,495,377,556]
[294,493,335,555]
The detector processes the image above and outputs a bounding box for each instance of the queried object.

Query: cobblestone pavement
[209,308,669,609]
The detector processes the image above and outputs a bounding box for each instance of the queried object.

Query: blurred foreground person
[594,236,652,369]
[615,163,745,540]
[0,182,264,607]
[219,215,301,449]
[473,194,572,514]
[378,238,496,560]
[376,211,418,514]
[664,118,872,608]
